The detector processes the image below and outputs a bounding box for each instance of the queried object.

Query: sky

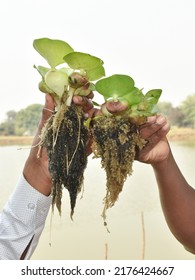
[0,0,195,121]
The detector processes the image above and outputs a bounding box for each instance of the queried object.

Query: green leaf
[145,89,162,103]
[150,104,159,114]
[132,98,160,117]
[59,67,74,76]
[92,101,101,107]
[95,74,135,99]
[33,38,74,68]
[63,52,104,71]
[86,65,105,81]
[121,87,143,105]
[44,69,68,97]
[38,80,56,96]
[89,83,96,91]
[34,65,50,78]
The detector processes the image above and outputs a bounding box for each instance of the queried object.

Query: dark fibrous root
[92,116,146,224]
[39,104,89,219]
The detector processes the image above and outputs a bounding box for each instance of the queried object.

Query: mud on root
[40,104,89,218]
[92,116,146,223]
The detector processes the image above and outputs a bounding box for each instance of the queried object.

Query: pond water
[0,142,195,260]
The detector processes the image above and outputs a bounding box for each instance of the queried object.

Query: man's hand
[23,94,94,196]
[96,101,171,166]
[137,115,171,165]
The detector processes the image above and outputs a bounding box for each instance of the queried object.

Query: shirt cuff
[7,174,52,226]
[0,175,52,259]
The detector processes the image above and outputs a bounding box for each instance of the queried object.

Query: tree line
[0,93,195,136]
[0,104,43,136]
[157,93,195,128]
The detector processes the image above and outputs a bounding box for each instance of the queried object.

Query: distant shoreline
[0,136,33,146]
[0,127,195,146]
[167,127,195,142]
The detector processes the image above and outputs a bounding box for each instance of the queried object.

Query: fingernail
[77,96,83,102]
[156,116,166,125]
[147,116,157,123]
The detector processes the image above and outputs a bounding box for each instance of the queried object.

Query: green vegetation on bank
[157,93,195,128]
[0,104,42,136]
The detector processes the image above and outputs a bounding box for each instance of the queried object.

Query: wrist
[23,159,52,196]
[151,150,172,172]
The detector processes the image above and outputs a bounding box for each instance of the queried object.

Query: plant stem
[66,87,75,106]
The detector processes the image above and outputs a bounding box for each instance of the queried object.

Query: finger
[141,115,158,127]
[141,115,166,128]
[87,108,99,118]
[41,94,55,124]
[32,94,55,146]
[73,96,93,112]
[146,122,170,147]
[140,115,168,139]
[151,122,170,142]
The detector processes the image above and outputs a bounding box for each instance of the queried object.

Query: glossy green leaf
[145,89,162,103]
[59,67,74,76]
[34,65,50,78]
[45,69,68,97]
[89,83,96,91]
[150,104,159,114]
[121,87,143,105]
[63,52,104,71]
[86,65,105,81]
[95,74,135,99]
[92,101,101,107]
[33,38,74,68]
[38,80,56,95]
[131,98,160,117]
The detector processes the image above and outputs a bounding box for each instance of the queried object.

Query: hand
[23,94,94,196]
[93,101,171,166]
[23,94,54,195]
[137,115,171,165]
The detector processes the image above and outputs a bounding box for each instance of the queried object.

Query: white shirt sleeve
[0,175,52,260]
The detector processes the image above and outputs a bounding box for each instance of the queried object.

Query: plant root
[92,116,146,224]
[39,104,89,218]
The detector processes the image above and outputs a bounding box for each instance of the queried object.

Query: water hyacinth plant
[92,74,162,224]
[33,38,105,218]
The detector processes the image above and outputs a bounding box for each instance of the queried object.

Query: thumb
[32,94,55,146]
[40,94,55,126]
